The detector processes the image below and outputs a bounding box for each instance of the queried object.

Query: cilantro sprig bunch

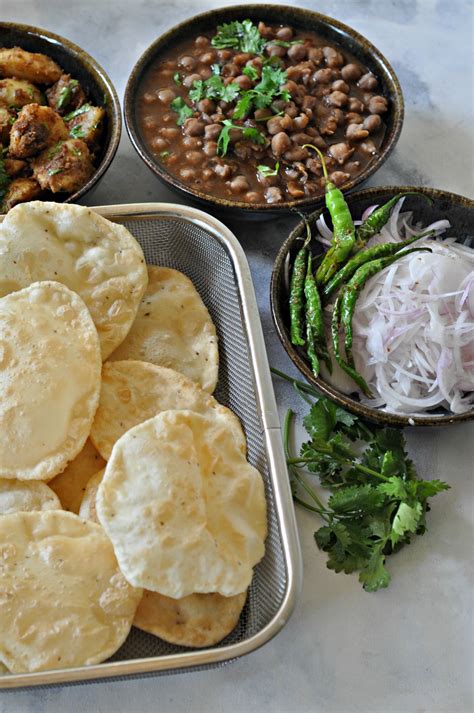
[273,368,449,592]
[211,19,266,54]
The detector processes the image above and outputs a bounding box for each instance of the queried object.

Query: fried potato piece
[67,104,105,149]
[0,479,60,515]
[4,158,27,177]
[0,511,142,673]
[9,104,68,158]
[1,177,42,211]
[46,74,86,115]
[49,439,106,514]
[0,78,43,108]
[0,106,13,143]
[31,138,93,193]
[0,46,62,85]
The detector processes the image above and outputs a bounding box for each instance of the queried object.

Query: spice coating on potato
[31,138,93,193]
[9,104,68,158]
[0,47,62,85]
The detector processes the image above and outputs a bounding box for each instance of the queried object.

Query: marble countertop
[1,1,473,712]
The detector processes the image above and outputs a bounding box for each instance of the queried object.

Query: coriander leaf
[359,545,390,592]
[243,64,259,81]
[391,501,423,546]
[381,451,399,477]
[173,72,182,85]
[48,167,63,175]
[170,97,194,125]
[216,119,233,156]
[328,485,385,516]
[303,400,337,441]
[56,79,79,112]
[242,126,265,144]
[69,124,85,139]
[269,39,304,48]
[159,150,170,158]
[414,480,450,499]
[211,63,221,75]
[63,103,91,122]
[377,476,408,500]
[257,161,279,177]
[188,80,205,103]
[211,19,265,54]
[233,93,253,119]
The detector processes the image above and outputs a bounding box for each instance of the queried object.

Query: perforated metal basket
[0,203,302,689]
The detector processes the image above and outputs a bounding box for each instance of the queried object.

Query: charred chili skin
[354,193,433,249]
[303,144,355,286]
[323,230,435,300]
[304,252,332,373]
[341,247,433,366]
[289,220,312,346]
[331,291,373,398]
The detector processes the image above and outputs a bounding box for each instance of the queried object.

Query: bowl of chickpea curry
[125,5,404,218]
[0,23,121,212]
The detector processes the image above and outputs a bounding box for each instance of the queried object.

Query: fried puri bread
[0,281,101,481]
[0,202,148,359]
[97,410,267,598]
[0,511,142,673]
[91,361,245,460]
[107,266,218,392]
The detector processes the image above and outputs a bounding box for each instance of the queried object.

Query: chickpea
[203,140,217,157]
[348,97,365,113]
[358,73,379,90]
[157,88,176,105]
[332,79,350,94]
[245,191,261,203]
[345,112,364,124]
[345,123,369,141]
[151,137,168,152]
[143,91,158,105]
[287,181,305,199]
[329,170,350,187]
[214,163,232,179]
[328,142,354,164]
[195,36,209,48]
[266,44,287,58]
[217,49,232,61]
[160,127,179,140]
[180,167,196,181]
[276,26,293,41]
[199,51,217,65]
[182,136,202,149]
[143,116,158,130]
[307,47,324,64]
[199,67,213,80]
[178,56,196,71]
[363,114,382,133]
[183,73,202,88]
[284,146,309,162]
[293,113,309,130]
[323,46,344,68]
[234,74,253,90]
[185,150,203,165]
[202,168,213,180]
[326,91,348,108]
[183,118,205,136]
[271,131,292,156]
[313,68,333,84]
[197,98,215,114]
[204,123,222,140]
[341,63,362,82]
[229,175,250,193]
[359,139,378,154]
[265,186,283,203]
[368,96,388,114]
[287,44,307,62]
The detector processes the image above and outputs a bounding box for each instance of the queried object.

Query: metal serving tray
[0,203,302,689]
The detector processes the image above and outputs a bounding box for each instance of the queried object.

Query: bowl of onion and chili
[271,185,474,427]
[124,5,404,219]
[0,22,121,211]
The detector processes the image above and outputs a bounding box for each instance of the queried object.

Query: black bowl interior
[0,22,121,204]
[125,4,404,219]
[271,186,474,426]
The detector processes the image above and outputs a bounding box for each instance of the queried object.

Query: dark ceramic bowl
[124,4,404,220]
[271,186,474,426]
[0,22,121,207]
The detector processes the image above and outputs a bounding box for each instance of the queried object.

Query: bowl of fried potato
[0,22,121,212]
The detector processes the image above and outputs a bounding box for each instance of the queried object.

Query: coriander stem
[293,494,326,515]
[291,468,329,517]
[271,367,320,397]
[287,456,390,482]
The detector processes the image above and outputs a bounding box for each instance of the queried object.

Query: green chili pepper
[303,144,355,286]
[305,319,320,377]
[304,253,332,373]
[289,219,312,346]
[341,247,433,366]
[323,230,435,300]
[355,192,433,249]
[331,291,373,398]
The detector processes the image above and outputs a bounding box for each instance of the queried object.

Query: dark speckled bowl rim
[0,22,121,206]
[271,185,474,427]
[124,4,404,216]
